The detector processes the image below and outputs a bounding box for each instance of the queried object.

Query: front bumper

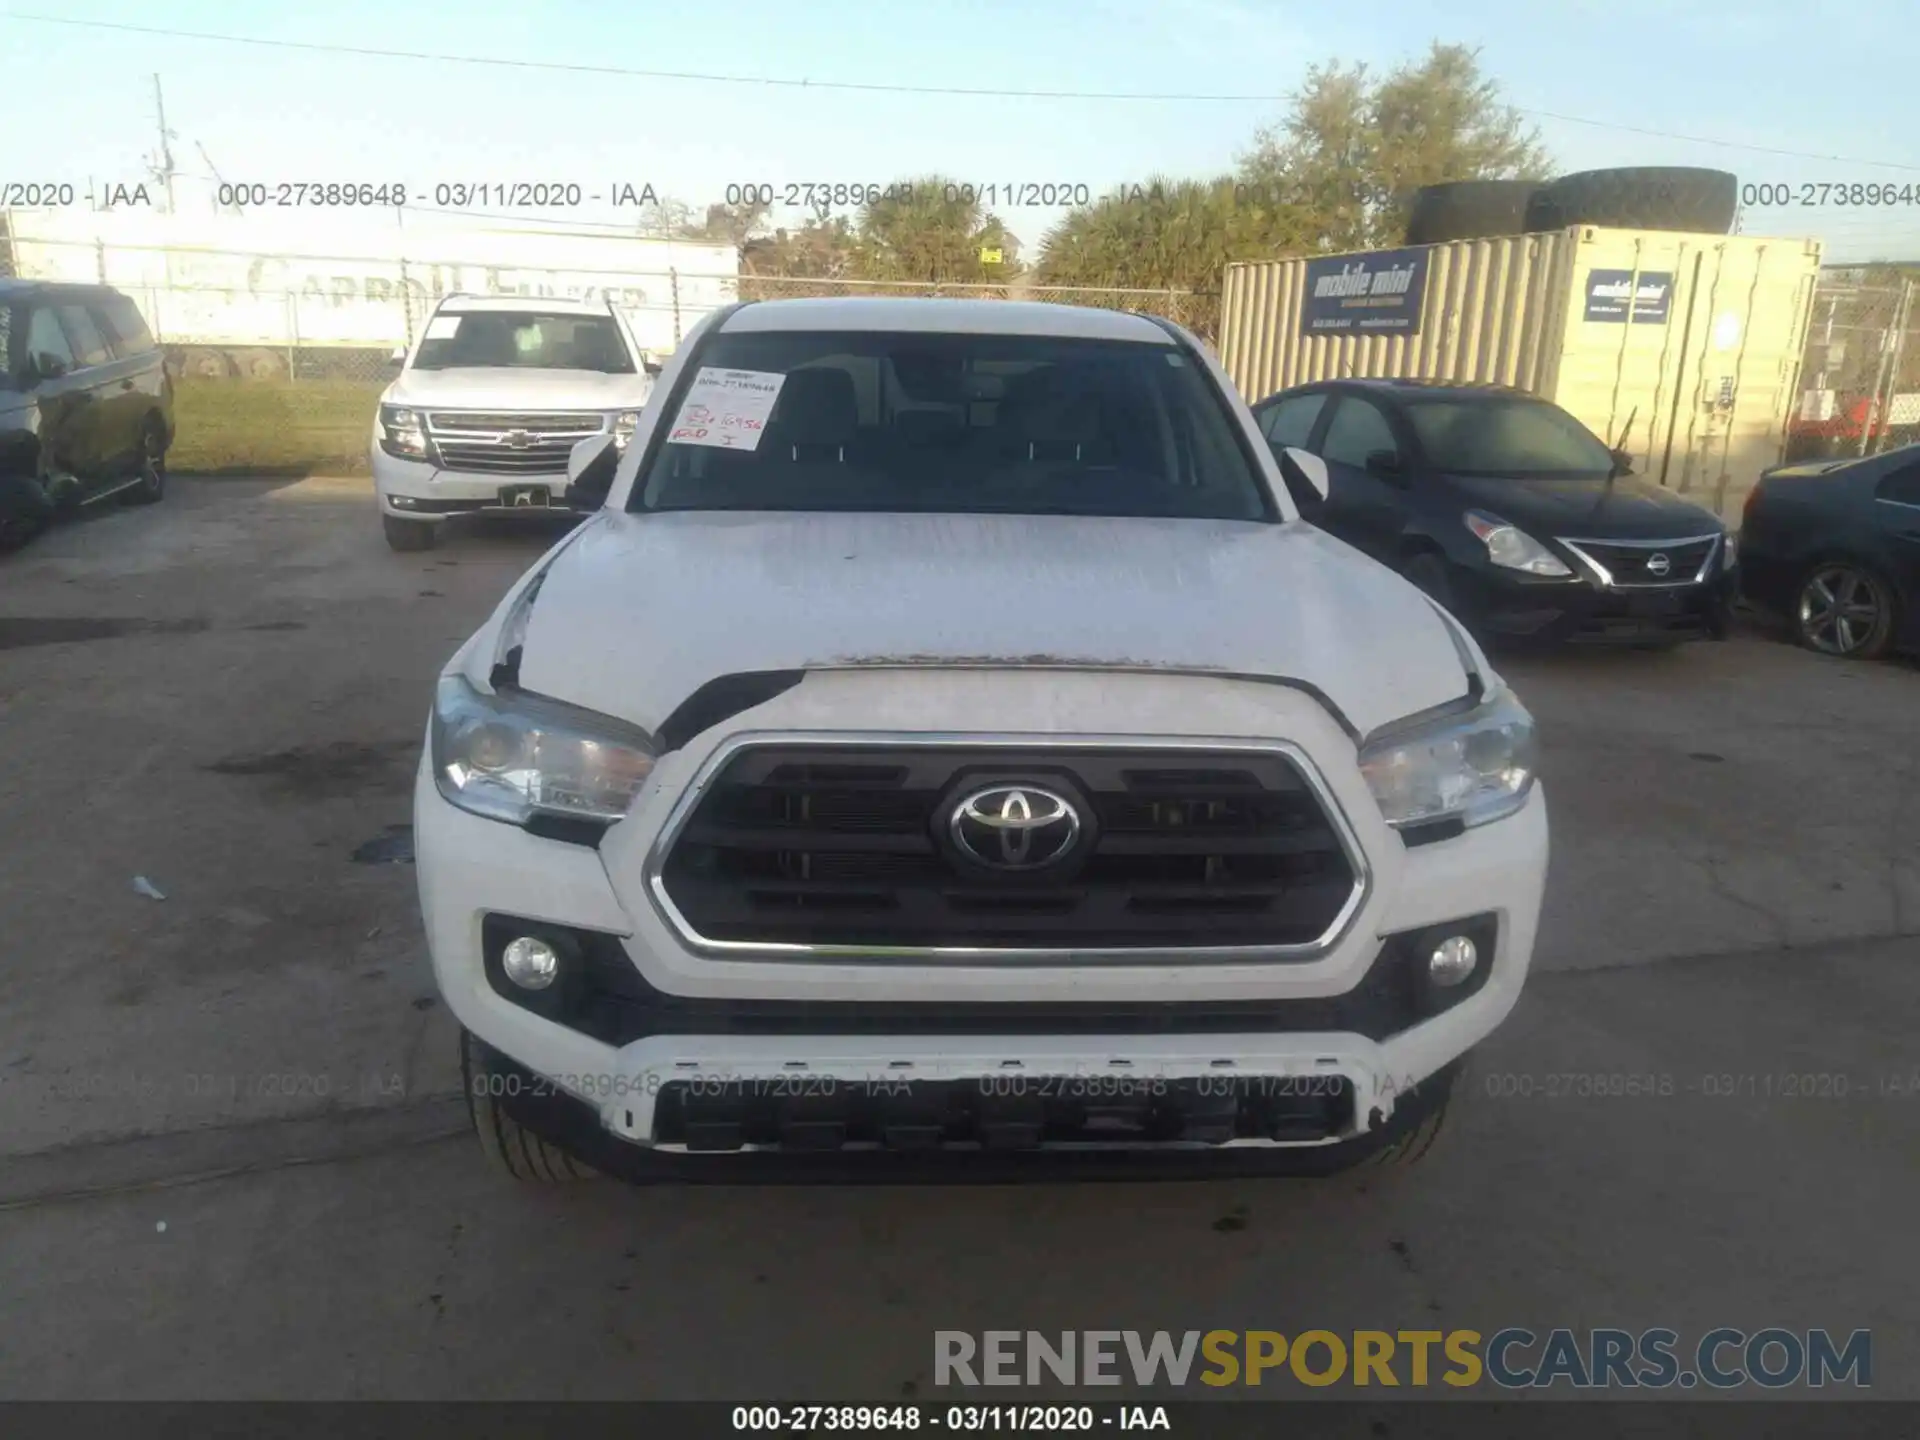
[415,670,1550,1167]
[1468,565,1737,644]
[371,446,573,516]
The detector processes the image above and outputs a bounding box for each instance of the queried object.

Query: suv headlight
[610,410,641,449]
[1359,687,1538,830]
[430,674,656,827]
[378,404,430,460]
[1463,511,1571,577]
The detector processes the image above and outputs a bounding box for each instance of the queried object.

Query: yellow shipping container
[1218,227,1824,520]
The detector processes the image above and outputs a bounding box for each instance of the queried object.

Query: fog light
[392,495,415,509]
[1428,934,1479,987]
[501,935,560,990]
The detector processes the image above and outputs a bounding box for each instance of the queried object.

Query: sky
[3,0,1918,266]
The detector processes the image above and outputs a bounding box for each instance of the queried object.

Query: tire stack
[1401,167,1739,247]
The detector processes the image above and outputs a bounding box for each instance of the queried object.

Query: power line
[8,11,1920,173]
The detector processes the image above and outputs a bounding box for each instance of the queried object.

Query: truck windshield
[1404,397,1615,478]
[412,312,634,373]
[634,330,1269,520]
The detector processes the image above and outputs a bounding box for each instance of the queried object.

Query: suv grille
[654,745,1362,952]
[1560,536,1719,587]
[426,411,606,476]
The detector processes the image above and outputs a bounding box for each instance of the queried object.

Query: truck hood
[510,510,1474,741]
[387,367,653,410]
[1442,471,1724,538]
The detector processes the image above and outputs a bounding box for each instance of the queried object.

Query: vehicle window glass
[24,306,77,379]
[412,311,635,373]
[1260,393,1328,448]
[636,330,1267,522]
[1319,396,1399,467]
[1876,462,1920,508]
[56,304,114,369]
[0,306,14,389]
[1404,397,1614,478]
[96,295,156,358]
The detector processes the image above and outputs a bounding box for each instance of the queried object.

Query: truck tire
[1402,180,1541,246]
[236,348,289,381]
[462,1030,600,1182]
[183,348,232,380]
[1524,167,1738,235]
[1367,1093,1452,1168]
[383,514,437,552]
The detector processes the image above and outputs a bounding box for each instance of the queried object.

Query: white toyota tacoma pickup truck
[415,297,1549,1182]
[372,294,658,552]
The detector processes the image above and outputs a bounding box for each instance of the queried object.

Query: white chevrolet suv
[416,297,1549,1182]
[372,294,658,552]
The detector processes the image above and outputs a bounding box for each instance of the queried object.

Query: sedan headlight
[1463,511,1571,577]
[430,674,655,827]
[378,404,430,460]
[1359,687,1538,830]
[610,410,641,449]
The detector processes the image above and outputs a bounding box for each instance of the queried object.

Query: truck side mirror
[566,434,620,511]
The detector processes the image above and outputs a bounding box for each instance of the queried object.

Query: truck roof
[435,294,615,317]
[719,297,1177,343]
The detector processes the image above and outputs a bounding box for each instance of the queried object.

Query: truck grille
[652,744,1364,954]
[1559,535,1719,587]
[426,411,606,477]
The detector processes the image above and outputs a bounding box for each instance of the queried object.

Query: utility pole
[150,74,177,212]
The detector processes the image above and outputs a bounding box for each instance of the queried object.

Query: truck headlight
[1359,687,1538,830]
[1463,511,1571,577]
[611,410,641,449]
[378,405,430,460]
[430,674,656,828]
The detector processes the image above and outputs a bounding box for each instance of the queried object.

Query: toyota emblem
[948,785,1082,870]
[1645,552,1672,577]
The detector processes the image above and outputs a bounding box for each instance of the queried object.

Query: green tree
[854,175,1019,285]
[1035,175,1318,338]
[1239,42,1552,251]
[685,198,773,264]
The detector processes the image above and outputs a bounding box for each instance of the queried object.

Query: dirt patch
[204,739,418,801]
[0,617,211,651]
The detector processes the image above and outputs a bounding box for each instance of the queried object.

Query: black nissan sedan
[1250,379,1737,647]
[1737,445,1920,660]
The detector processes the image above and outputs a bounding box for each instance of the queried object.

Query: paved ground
[0,478,1915,1401]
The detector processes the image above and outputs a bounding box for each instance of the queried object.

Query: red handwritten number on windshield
[672,427,708,441]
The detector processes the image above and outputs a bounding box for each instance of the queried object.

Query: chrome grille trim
[1557,533,1723,588]
[425,411,608,434]
[639,731,1374,966]
[424,411,609,477]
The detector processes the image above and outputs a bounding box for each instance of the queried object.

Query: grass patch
[169,378,384,476]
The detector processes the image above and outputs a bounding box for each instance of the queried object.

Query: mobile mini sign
[1300,248,1431,336]
[1584,269,1674,324]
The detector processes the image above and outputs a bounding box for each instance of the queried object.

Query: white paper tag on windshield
[667,367,787,451]
[423,315,461,340]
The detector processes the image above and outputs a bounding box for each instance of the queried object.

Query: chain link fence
[1,226,1199,473]
[1790,269,1920,462]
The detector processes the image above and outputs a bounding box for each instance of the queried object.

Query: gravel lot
[1,478,1916,1401]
